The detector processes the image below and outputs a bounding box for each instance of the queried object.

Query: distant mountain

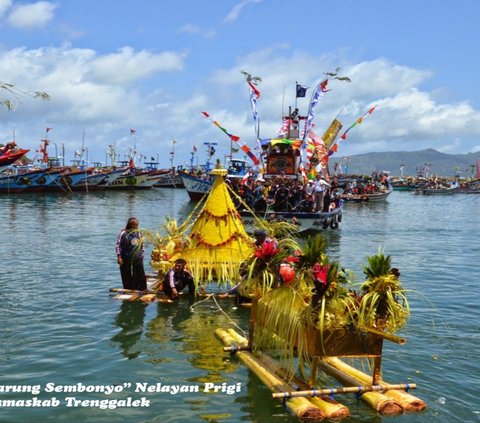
[331,148,480,177]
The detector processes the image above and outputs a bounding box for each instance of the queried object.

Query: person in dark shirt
[115,217,146,290]
[163,258,195,299]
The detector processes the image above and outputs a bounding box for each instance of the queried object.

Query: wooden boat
[180,158,248,201]
[239,206,342,233]
[0,148,29,167]
[179,170,212,201]
[0,167,60,193]
[154,169,185,188]
[418,180,459,195]
[340,184,393,203]
[459,178,480,194]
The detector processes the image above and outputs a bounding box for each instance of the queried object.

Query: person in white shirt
[313,174,330,212]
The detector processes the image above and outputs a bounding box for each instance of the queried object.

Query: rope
[190,293,247,339]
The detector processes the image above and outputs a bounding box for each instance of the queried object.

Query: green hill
[331,148,480,177]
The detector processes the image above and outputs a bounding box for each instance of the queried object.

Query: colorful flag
[328,106,377,156]
[302,79,330,147]
[200,111,260,165]
[296,84,308,98]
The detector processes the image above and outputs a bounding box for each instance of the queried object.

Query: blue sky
[1,0,480,168]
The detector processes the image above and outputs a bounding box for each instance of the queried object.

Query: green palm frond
[299,234,327,269]
[362,248,392,279]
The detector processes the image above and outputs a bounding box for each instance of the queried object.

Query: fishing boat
[154,168,185,188]
[459,178,480,194]
[417,180,459,195]
[340,184,393,202]
[180,156,246,201]
[179,170,212,201]
[0,167,61,193]
[0,148,29,167]
[239,206,342,234]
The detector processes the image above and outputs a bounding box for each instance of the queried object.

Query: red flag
[201,111,210,118]
[320,80,330,92]
[247,81,261,99]
[193,145,198,152]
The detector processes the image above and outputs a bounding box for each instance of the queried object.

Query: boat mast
[170,139,176,170]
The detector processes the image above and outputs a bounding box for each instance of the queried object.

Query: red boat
[0,149,29,167]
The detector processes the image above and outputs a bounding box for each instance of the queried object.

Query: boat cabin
[227,158,247,177]
[261,138,301,178]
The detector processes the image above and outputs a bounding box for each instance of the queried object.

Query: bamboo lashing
[316,359,403,415]
[322,357,426,412]
[272,383,416,399]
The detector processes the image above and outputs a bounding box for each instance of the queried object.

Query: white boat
[239,206,343,234]
[179,171,212,201]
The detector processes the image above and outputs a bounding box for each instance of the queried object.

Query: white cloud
[179,24,216,39]
[0,0,12,17]
[223,0,261,23]
[86,46,187,85]
[8,1,57,29]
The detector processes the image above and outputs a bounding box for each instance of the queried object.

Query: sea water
[0,189,479,423]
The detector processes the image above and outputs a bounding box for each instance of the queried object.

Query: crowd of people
[228,173,343,214]
[340,172,391,196]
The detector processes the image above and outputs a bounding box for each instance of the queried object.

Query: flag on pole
[130,129,136,134]
[296,84,308,98]
[46,127,52,132]
[193,145,198,153]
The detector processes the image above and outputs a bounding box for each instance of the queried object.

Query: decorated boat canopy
[260,138,302,149]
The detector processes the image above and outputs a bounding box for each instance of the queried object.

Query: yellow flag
[321,119,342,150]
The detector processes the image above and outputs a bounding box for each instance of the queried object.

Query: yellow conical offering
[180,166,254,283]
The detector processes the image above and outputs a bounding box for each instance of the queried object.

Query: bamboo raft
[216,307,426,421]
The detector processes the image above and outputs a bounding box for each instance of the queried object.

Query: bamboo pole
[317,359,403,415]
[226,329,349,420]
[215,329,324,421]
[109,288,159,294]
[358,326,406,344]
[272,383,416,398]
[323,357,426,412]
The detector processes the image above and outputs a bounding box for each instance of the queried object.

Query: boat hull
[239,207,342,234]
[179,172,212,201]
[341,186,393,203]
